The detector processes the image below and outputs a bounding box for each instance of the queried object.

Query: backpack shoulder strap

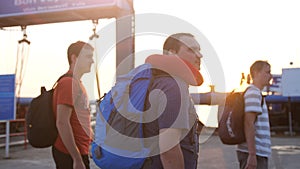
[52,73,73,89]
[243,86,264,107]
[242,86,251,96]
[261,95,265,107]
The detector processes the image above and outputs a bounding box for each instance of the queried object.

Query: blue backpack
[91,63,153,169]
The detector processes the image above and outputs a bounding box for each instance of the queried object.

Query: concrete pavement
[1,133,300,169]
[198,134,300,169]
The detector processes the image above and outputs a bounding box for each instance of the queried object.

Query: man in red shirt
[52,41,94,169]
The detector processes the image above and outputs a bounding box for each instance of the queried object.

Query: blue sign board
[0,75,16,121]
[281,68,300,97]
[0,0,131,27]
[269,74,282,93]
[0,0,116,17]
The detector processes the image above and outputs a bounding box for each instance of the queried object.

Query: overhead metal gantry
[0,0,135,158]
[0,0,135,75]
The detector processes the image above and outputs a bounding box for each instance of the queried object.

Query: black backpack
[218,87,250,145]
[26,74,71,148]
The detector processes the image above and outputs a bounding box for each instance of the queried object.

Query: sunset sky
[1,0,300,126]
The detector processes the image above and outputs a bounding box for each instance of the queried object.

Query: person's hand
[245,154,257,169]
[89,144,93,158]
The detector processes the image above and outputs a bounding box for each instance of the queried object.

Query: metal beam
[115,1,135,76]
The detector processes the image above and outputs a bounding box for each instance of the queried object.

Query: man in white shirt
[237,60,272,169]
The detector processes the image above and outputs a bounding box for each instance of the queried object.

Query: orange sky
[1,0,300,127]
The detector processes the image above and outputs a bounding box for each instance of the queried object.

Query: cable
[15,26,30,99]
[89,20,101,100]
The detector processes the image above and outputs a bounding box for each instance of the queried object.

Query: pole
[288,97,294,136]
[116,2,135,76]
[5,121,10,158]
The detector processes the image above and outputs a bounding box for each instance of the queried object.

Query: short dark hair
[163,33,194,54]
[67,41,93,64]
[250,60,270,78]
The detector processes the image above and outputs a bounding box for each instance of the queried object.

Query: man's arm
[56,104,85,169]
[159,128,184,169]
[244,112,257,169]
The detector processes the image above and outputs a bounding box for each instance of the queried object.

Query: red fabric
[52,72,91,155]
[145,54,203,86]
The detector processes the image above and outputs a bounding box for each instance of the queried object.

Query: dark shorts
[237,151,268,169]
[52,146,90,169]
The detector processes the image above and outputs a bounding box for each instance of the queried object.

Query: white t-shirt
[237,84,272,157]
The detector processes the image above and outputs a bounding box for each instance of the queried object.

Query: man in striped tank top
[237,60,272,169]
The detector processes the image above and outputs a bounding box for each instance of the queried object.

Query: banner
[0,74,16,121]
[282,68,300,97]
[0,0,116,17]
